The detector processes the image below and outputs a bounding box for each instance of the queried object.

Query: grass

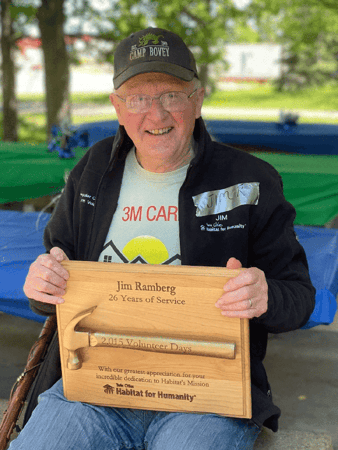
[1,82,337,143]
[204,82,338,111]
[72,92,112,105]
[18,92,112,105]
[72,113,117,124]
[16,115,46,143]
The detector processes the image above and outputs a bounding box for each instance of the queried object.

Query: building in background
[221,44,282,83]
[13,36,114,95]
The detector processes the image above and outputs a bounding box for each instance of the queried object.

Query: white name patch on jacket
[192,182,260,218]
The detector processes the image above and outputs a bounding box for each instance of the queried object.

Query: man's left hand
[215,257,268,319]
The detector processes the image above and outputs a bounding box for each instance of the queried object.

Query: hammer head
[63,306,97,370]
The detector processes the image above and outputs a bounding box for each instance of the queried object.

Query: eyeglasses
[114,88,198,114]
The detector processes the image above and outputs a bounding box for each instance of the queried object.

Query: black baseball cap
[113,28,199,89]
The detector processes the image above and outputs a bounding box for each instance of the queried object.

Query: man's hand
[215,257,268,319]
[23,247,69,305]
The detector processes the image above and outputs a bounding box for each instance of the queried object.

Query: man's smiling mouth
[147,127,173,135]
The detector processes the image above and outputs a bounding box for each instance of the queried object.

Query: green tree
[84,0,149,65]
[153,0,243,94]
[1,0,70,140]
[1,0,18,141]
[89,0,244,95]
[37,0,70,139]
[4,0,247,142]
[250,0,338,90]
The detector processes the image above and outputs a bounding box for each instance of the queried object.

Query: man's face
[110,73,204,172]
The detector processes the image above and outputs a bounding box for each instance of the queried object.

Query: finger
[219,300,253,313]
[226,257,242,270]
[50,246,69,263]
[23,251,69,304]
[27,270,67,295]
[37,253,69,281]
[220,309,255,319]
[24,285,65,305]
[216,285,252,308]
[30,262,67,289]
[223,268,258,293]
[23,271,65,304]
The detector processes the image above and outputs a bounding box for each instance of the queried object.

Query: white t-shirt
[98,149,189,265]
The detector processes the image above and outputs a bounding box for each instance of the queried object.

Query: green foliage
[9,2,38,41]
[230,20,261,43]
[85,0,149,66]
[9,2,37,23]
[250,0,338,91]
[77,0,245,94]
[152,0,242,94]
[6,0,338,136]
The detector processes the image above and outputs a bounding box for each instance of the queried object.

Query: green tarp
[1,142,337,226]
[252,152,338,226]
[0,142,87,204]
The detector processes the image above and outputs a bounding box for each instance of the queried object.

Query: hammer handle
[89,332,235,359]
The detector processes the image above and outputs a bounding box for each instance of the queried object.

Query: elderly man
[12,28,315,450]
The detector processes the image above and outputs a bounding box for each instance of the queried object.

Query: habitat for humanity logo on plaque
[130,33,169,60]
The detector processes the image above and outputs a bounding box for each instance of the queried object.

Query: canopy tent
[0,211,337,326]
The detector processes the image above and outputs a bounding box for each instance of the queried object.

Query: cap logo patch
[139,33,163,46]
[130,33,169,61]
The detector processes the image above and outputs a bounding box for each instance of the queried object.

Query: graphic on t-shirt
[98,150,186,266]
[102,235,181,265]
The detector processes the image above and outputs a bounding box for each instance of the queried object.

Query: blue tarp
[55,120,338,155]
[204,120,338,155]
[0,211,337,325]
[295,226,338,328]
[63,121,120,149]
[0,211,50,322]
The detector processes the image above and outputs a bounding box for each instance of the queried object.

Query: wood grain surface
[57,261,251,418]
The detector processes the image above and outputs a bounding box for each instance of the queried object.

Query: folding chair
[0,315,58,450]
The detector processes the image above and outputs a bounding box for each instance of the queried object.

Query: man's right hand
[23,247,69,305]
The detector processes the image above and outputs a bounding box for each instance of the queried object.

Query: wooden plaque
[57,261,251,418]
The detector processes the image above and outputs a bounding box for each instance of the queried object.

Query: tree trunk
[199,64,208,89]
[37,0,70,141]
[1,0,18,141]
[199,63,215,97]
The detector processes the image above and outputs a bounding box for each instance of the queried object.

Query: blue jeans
[10,379,261,449]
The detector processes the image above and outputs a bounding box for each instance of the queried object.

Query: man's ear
[110,93,123,123]
[195,87,205,119]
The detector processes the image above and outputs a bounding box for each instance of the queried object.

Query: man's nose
[147,97,169,119]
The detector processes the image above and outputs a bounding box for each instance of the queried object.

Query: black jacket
[29,118,315,431]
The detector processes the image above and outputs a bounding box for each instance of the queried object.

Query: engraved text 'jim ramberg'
[116,280,176,295]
